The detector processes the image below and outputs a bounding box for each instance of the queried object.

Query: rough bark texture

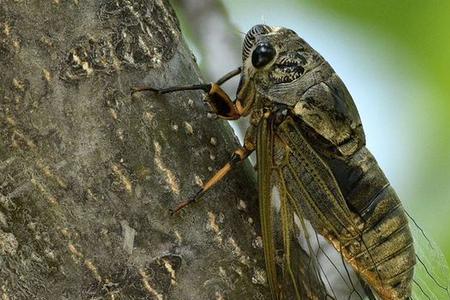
[0,1,269,299]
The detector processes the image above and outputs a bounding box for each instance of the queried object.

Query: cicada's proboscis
[132,25,450,300]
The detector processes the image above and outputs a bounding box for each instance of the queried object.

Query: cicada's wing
[256,117,374,300]
[257,116,330,299]
[408,214,450,300]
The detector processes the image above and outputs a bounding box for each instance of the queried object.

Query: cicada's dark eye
[252,43,276,68]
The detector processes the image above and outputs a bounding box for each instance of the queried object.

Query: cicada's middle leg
[132,67,253,213]
[170,145,254,214]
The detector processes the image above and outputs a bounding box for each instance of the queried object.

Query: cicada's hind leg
[170,145,254,214]
[131,67,242,120]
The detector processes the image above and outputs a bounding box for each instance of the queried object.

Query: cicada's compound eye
[252,43,276,68]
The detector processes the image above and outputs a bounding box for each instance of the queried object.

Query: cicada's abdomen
[331,147,416,299]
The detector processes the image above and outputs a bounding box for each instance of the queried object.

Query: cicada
[133,25,450,300]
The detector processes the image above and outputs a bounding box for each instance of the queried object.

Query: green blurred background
[175,0,450,264]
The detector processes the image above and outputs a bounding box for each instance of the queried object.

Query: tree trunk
[0,1,269,299]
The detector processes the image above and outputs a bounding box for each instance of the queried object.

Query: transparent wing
[408,213,450,300]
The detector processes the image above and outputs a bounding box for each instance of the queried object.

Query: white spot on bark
[209,137,217,146]
[252,236,263,249]
[139,269,163,300]
[194,175,203,187]
[120,220,136,255]
[252,267,267,285]
[12,78,24,91]
[162,258,177,285]
[237,199,247,210]
[42,68,51,81]
[0,230,18,256]
[0,211,7,227]
[227,237,250,266]
[183,121,193,135]
[3,22,10,36]
[153,141,180,195]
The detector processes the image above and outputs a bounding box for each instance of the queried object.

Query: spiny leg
[170,145,253,215]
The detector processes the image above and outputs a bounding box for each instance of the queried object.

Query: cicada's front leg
[131,68,242,120]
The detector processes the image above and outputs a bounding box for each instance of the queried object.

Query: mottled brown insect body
[134,24,449,300]
[242,26,416,299]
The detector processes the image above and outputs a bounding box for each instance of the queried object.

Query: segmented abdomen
[333,147,416,299]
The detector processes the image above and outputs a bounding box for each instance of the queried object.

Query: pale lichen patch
[3,22,10,36]
[120,220,136,255]
[207,211,222,244]
[1,285,10,300]
[36,160,68,189]
[237,199,247,211]
[209,137,217,146]
[194,175,203,188]
[42,69,51,81]
[0,230,18,256]
[110,108,118,120]
[68,243,83,259]
[162,258,177,285]
[207,211,220,234]
[227,237,250,266]
[30,178,58,205]
[215,291,225,300]
[71,52,93,76]
[183,121,193,135]
[153,141,180,195]
[12,40,20,50]
[85,259,103,283]
[252,236,263,249]
[219,266,227,278]
[81,61,93,75]
[143,111,156,128]
[0,211,7,227]
[111,164,133,194]
[12,130,36,149]
[138,269,163,300]
[67,240,106,284]
[252,267,267,285]
[5,116,16,126]
[12,78,24,91]
[173,230,182,243]
[60,227,70,238]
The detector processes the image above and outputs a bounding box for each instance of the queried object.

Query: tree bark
[0,1,269,299]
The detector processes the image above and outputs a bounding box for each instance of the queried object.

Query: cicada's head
[236,25,323,115]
